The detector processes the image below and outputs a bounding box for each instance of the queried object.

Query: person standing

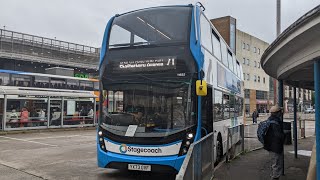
[252,109,258,124]
[264,105,285,180]
[20,108,29,127]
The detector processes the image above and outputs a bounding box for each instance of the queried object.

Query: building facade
[236,30,271,114]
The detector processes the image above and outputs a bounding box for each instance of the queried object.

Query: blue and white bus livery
[97,4,244,174]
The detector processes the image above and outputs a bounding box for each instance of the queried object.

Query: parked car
[304,108,315,113]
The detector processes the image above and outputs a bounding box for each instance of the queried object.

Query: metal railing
[226,124,244,162]
[176,133,214,180]
[0,29,100,69]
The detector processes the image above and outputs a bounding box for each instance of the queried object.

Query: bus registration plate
[128,164,151,171]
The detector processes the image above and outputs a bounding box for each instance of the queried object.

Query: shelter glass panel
[6,98,48,129]
[49,98,62,127]
[63,98,94,126]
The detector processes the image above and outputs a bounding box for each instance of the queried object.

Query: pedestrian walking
[263,104,285,180]
[252,109,258,124]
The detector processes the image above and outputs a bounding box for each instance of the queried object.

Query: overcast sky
[0,0,319,47]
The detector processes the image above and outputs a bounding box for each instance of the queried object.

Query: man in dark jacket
[252,109,258,124]
[264,104,285,180]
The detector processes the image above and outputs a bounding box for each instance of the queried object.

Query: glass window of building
[254,75,257,82]
[243,58,246,64]
[200,14,213,53]
[254,61,256,67]
[258,62,260,68]
[0,73,10,86]
[230,24,236,52]
[221,42,229,67]
[258,48,261,54]
[258,76,260,83]
[243,73,246,80]
[243,42,246,49]
[263,77,266,84]
[245,89,250,98]
[256,90,267,100]
[247,44,250,51]
[247,59,250,66]
[254,47,256,53]
[247,73,250,81]
[211,29,222,59]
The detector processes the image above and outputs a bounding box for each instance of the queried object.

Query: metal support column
[47,97,51,128]
[93,98,97,125]
[278,80,284,175]
[61,97,64,127]
[2,95,7,130]
[314,60,320,180]
[293,87,298,158]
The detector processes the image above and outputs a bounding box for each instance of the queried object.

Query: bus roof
[0,87,97,98]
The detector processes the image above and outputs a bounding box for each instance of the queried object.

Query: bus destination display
[113,57,176,72]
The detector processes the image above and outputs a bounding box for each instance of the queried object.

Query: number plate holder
[128,164,151,171]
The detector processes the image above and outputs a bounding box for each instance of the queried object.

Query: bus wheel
[215,136,223,166]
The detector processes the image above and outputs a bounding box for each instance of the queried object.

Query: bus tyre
[215,136,223,166]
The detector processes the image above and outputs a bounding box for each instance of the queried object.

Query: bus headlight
[179,131,195,156]
[187,133,194,139]
[182,148,188,154]
[98,129,106,152]
[98,131,103,136]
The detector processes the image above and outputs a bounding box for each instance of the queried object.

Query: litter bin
[283,121,292,145]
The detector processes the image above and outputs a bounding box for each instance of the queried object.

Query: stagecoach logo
[119,144,162,154]
[119,144,128,153]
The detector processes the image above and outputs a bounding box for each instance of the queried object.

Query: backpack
[257,119,279,144]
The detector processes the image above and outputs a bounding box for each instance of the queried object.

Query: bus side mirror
[196,80,207,96]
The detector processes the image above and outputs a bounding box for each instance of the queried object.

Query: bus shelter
[0,87,97,131]
[261,5,320,179]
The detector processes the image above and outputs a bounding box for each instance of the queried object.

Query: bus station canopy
[261,5,320,90]
[0,87,97,98]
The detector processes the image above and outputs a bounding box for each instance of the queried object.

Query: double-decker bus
[0,69,99,91]
[97,4,244,173]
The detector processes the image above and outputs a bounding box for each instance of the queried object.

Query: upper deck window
[109,7,191,49]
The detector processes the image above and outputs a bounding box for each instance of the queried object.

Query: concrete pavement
[214,136,314,180]
[0,130,176,180]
